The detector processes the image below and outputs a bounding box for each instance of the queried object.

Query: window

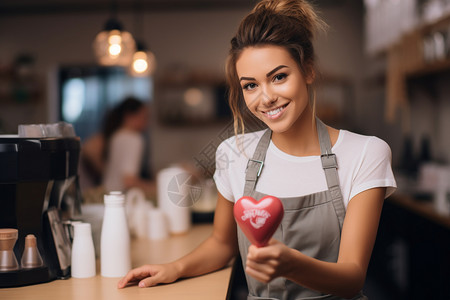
[59,66,152,141]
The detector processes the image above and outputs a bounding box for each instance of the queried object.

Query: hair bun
[252,0,326,39]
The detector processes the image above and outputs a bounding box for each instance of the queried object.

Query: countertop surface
[388,194,450,229]
[0,224,232,300]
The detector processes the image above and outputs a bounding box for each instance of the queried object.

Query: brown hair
[225,0,326,136]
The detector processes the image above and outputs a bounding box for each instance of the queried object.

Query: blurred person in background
[102,97,154,194]
[80,97,155,201]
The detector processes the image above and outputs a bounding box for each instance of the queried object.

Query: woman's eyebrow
[239,65,288,82]
[266,65,288,77]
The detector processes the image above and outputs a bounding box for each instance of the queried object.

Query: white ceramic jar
[100,192,131,277]
[71,223,96,278]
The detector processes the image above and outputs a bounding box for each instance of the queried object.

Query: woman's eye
[242,83,257,91]
[273,73,287,82]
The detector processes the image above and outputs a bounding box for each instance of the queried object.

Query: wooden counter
[0,224,232,300]
[388,194,450,229]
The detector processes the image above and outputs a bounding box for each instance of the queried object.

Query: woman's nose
[260,85,278,106]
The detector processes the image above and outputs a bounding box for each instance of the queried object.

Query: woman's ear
[305,67,315,85]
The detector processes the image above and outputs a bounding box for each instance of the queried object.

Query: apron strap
[243,129,271,196]
[316,118,346,230]
[242,119,346,230]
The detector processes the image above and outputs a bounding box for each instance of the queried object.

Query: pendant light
[128,0,156,77]
[130,40,156,77]
[93,0,136,66]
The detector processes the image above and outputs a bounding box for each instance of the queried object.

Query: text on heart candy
[241,209,271,229]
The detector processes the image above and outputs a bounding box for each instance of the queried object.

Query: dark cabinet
[368,197,450,300]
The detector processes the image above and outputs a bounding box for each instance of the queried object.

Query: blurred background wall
[0,0,409,172]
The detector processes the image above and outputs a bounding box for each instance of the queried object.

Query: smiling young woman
[236,45,328,157]
[118,1,397,299]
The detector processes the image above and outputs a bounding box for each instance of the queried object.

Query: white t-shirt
[213,129,397,209]
[103,129,144,192]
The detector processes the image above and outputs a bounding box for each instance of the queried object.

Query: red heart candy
[234,195,284,247]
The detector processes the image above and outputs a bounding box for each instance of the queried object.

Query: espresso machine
[0,135,82,287]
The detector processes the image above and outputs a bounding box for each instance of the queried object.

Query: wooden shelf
[419,13,450,34]
[388,194,450,229]
[385,14,450,122]
[405,58,450,78]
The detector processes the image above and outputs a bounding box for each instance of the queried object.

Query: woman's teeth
[264,104,286,117]
[266,107,283,116]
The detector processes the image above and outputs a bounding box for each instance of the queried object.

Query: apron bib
[237,119,368,300]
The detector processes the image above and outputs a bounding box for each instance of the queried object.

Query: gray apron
[237,119,368,300]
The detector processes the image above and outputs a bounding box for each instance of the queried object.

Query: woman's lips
[262,103,288,120]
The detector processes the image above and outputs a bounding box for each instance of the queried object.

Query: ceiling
[0,0,345,16]
[0,0,254,15]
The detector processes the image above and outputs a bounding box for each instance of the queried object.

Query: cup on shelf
[434,166,450,215]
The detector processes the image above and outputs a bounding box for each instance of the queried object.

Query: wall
[0,1,379,174]
[0,9,248,173]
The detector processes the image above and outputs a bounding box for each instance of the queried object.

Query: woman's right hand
[117,263,181,288]
[117,192,237,289]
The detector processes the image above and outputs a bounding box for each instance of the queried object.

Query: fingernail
[139,281,145,288]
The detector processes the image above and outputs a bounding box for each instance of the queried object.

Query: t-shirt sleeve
[213,139,235,202]
[349,137,397,200]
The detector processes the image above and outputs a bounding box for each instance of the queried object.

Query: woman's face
[236,45,313,133]
[125,106,149,132]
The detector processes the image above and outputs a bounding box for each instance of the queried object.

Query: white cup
[147,209,169,240]
[434,166,450,215]
[71,223,96,278]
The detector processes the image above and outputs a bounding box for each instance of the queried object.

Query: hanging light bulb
[129,41,156,77]
[93,18,136,66]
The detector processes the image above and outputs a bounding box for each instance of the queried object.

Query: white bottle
[100,192,131,277]
[71,223,96,278]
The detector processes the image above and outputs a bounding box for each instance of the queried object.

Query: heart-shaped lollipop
[234,195,284,247]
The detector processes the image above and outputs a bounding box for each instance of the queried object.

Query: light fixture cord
[133,0,144,41]
[110,0,118,19]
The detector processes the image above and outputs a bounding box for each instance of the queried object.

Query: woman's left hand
[245,239,294,283]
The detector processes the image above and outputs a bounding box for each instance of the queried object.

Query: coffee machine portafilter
[0,136,82,287]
